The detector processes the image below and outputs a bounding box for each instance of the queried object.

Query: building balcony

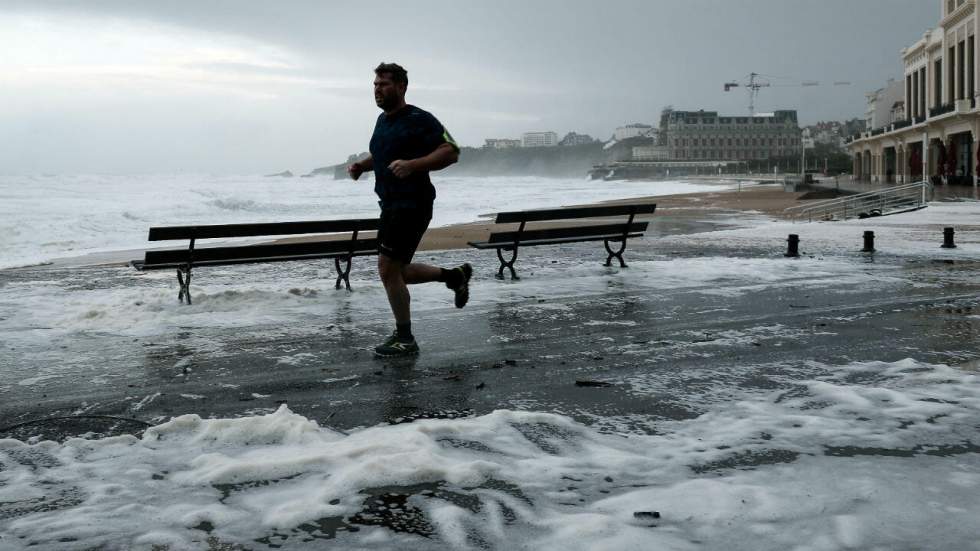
[892,119,911,130]
[930,103,955,117]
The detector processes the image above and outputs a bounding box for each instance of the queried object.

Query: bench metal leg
[496,247,520,280]
[334,257,353,291]
[176,266,193,305]
[604,239,628,268]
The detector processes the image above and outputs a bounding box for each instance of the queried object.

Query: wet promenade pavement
[2,217,978,441]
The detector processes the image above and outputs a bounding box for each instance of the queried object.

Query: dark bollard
[941,227,957,249]
[862,230,875,253]
[785,234,800,257]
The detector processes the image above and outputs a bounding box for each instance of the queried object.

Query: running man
[347,62,471,357]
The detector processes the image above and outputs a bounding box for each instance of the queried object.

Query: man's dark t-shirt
[369,105,458,209]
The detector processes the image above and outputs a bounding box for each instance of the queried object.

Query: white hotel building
[849,0,980,185]
[521,131,558,148]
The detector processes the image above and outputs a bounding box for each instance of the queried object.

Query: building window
[920,66,926,115]
[970,36,975,100]
[906,74,913,118]
[958,40,965,100]
[912,70,919,118]
[949,46,956,103]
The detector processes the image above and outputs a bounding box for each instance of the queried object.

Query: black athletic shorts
[377,206,432,263]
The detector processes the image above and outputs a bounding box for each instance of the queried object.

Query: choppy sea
[0,173,727,270]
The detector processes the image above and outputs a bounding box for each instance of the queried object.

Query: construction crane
[724,73,851,115]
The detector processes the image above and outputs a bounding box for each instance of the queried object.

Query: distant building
[613,124,655,141]
[661,109,801,161]
[865,79,905,131]
[484,138,522,149]
[558,132,596,146]
[814,130,845,148]
[805,121,850,149]
[522,131,558,148]
[631,145,671,161]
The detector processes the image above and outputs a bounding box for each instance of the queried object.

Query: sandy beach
[419,184,805,251]
[272,184,808,253]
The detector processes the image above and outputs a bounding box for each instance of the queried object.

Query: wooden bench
[131,218,380,304]
[468,203,656,280]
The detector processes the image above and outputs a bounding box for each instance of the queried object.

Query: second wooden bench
[468,203,656,280]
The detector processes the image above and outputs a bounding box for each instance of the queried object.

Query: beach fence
[785,180,931,222]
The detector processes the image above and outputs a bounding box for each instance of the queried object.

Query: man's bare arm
[347,155,373,180]
[388,143,459,178]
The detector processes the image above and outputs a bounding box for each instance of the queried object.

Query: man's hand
[388,159,416,179]
[347,162,364,181]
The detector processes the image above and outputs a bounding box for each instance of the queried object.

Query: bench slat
[132,249,378,271]
[139,238,378,268]
[495,204,656,224]
[469,232,644,250]
[485,222,648,245]
[148,219,380,241]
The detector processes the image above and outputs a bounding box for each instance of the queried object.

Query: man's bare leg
[374,255,473,356]
[374,254,421,356]
[380,256,469,317]
[403,263,441,284]
[378,255,413,325]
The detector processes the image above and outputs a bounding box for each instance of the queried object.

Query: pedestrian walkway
[816,177,979,201]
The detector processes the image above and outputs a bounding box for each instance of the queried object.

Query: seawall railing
[785,181,931,222]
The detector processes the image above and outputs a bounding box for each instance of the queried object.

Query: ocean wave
[207,197,265,212]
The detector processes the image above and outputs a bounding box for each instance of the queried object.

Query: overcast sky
[1,0,937,174]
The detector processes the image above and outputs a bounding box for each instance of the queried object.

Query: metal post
[801,142,805,179]
[862,231,875,253]
[922,132,929,186]
[785,234,800,257]
[941,227,957,248]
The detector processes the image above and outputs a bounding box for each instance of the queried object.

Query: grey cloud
[1,0,938,172]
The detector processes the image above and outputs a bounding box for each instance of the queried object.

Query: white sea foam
[0,358,977,550]
[0,254,892,350]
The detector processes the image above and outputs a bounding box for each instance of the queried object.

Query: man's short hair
[374,62,408,86]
